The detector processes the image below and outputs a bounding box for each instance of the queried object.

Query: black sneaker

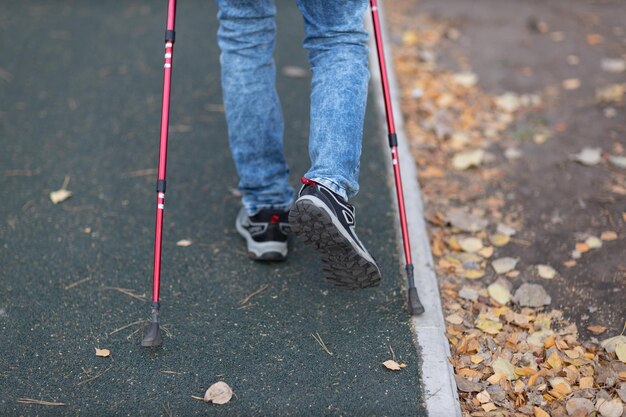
[289,178,382,288]
[236,207,290,261]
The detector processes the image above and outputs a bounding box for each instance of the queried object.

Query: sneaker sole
[289,199,382,289]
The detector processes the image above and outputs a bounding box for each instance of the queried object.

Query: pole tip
[408,287,425,316]
[141,322,163,347]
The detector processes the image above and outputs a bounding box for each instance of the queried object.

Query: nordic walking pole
[370,0,425,315]
[142,0,177,347]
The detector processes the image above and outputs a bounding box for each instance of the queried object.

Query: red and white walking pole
[370,0,425,315]
[142,0,177,347]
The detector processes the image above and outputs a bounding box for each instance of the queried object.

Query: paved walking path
[0,1,449,415]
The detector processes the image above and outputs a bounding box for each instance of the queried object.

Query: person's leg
[289,0,381,288]
[216,0,293,215]
[296,0,370,200]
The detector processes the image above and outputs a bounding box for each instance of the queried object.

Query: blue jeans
[216,0,370,215]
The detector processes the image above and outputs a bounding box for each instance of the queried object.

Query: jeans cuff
[244,200,294,217]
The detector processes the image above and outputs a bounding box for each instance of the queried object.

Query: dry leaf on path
[459,237,483,253]
[488,282,511,305]
[600,231,618,241]
[608,155,626,169]
[537,264,557,279]
[596,398,623,417]
[489,233,510,247]
[281,65,308,78]
[602,58,626,73]
[203,381,233,405]
[616,343,626,363]
[563,78,581,90]
[533,407,550,417]
[600,335,626,353]
[570,147,602,166]
[587,325,607,335]
[95,348,110,357]
[176,239,192,247]
[492,257,517,274]
[383,359,402,371]
[452,149,485,170]
[50,176,72,204]
[513,283,551,307]
[492,357,518,381]
[585,236,602,249]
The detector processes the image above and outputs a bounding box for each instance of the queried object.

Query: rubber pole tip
[141,322,163,347]
[408,288,425,316]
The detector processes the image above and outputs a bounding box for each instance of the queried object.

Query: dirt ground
[389,0,625,340]
[386,0,625,414]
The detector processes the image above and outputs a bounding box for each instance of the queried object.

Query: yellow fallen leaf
[470,355,484,364]
[563,78,581,90]
[585,236,602,249]
[490,233,510,247]
[445,314,464,325]
[452,149,485,170]
[50,188,73,204]
[487,373,504,384]
[587,33,604,45]
[491,357,518,381]
[475,315,502,334]
[579,376,594,389]
[616,342,626,363]
[547,352,562,370]
[537,264,556,279]
[575,242,589,253]
[203,381,233,404]
[481,403,496,412]
[476,390,491,404]
[477,246,494,258]
[601,231,618,241]
[464,269,485,280]
[515,367,537,377]
[95,348,110,357]
[383,360,402,371]
[487,282,511,305]
[587,325,607,335]
[534,406,550,417]
[459,237,483,253]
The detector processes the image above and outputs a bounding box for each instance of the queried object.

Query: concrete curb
[367,4,462,417]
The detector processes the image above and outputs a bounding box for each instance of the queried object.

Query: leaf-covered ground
[386,0,625,415]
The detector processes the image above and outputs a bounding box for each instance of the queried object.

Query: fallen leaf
[476,315,502,334]
[585,236,602,249]
[600,231,618,241]
[596,84,625,103]
[464,269,485,280]
[537,264,557,279]
[496,223,517,236]
[575,242,590,253]
[489,233,510,247]
[445,313,464,325]
[563,78,581,90]
[476,390,491,404]
[608,155,626,169]
[616,343,626,363]
[596,398,623,417]
[504,147,523,160]
[383,360,402,371]
[579,376,594,389]
[601,335,626,353]
[459,237,483,253]
[587,33,604,45]
[477,246,494,258]
[587,325,607,335]
[492,357,518,381]
[281,66,308,78]
[570,147,602,166]
[454,375,483,392]
[495,92,521,112]
[488,282,512,305]
[459,286,479,301]
[513,283,551,307]
[602,58,626,73]
[492,257,518,274]
[452,149,485,170]
[446,208,488,232]
[452,72,478,88]
[203,381,233,405]
[176,239,192,247]
[50,176,73,204]
[564,260,577,267]
[95,348,110,357]
[533,406,550,417]
[482,403,496,412]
